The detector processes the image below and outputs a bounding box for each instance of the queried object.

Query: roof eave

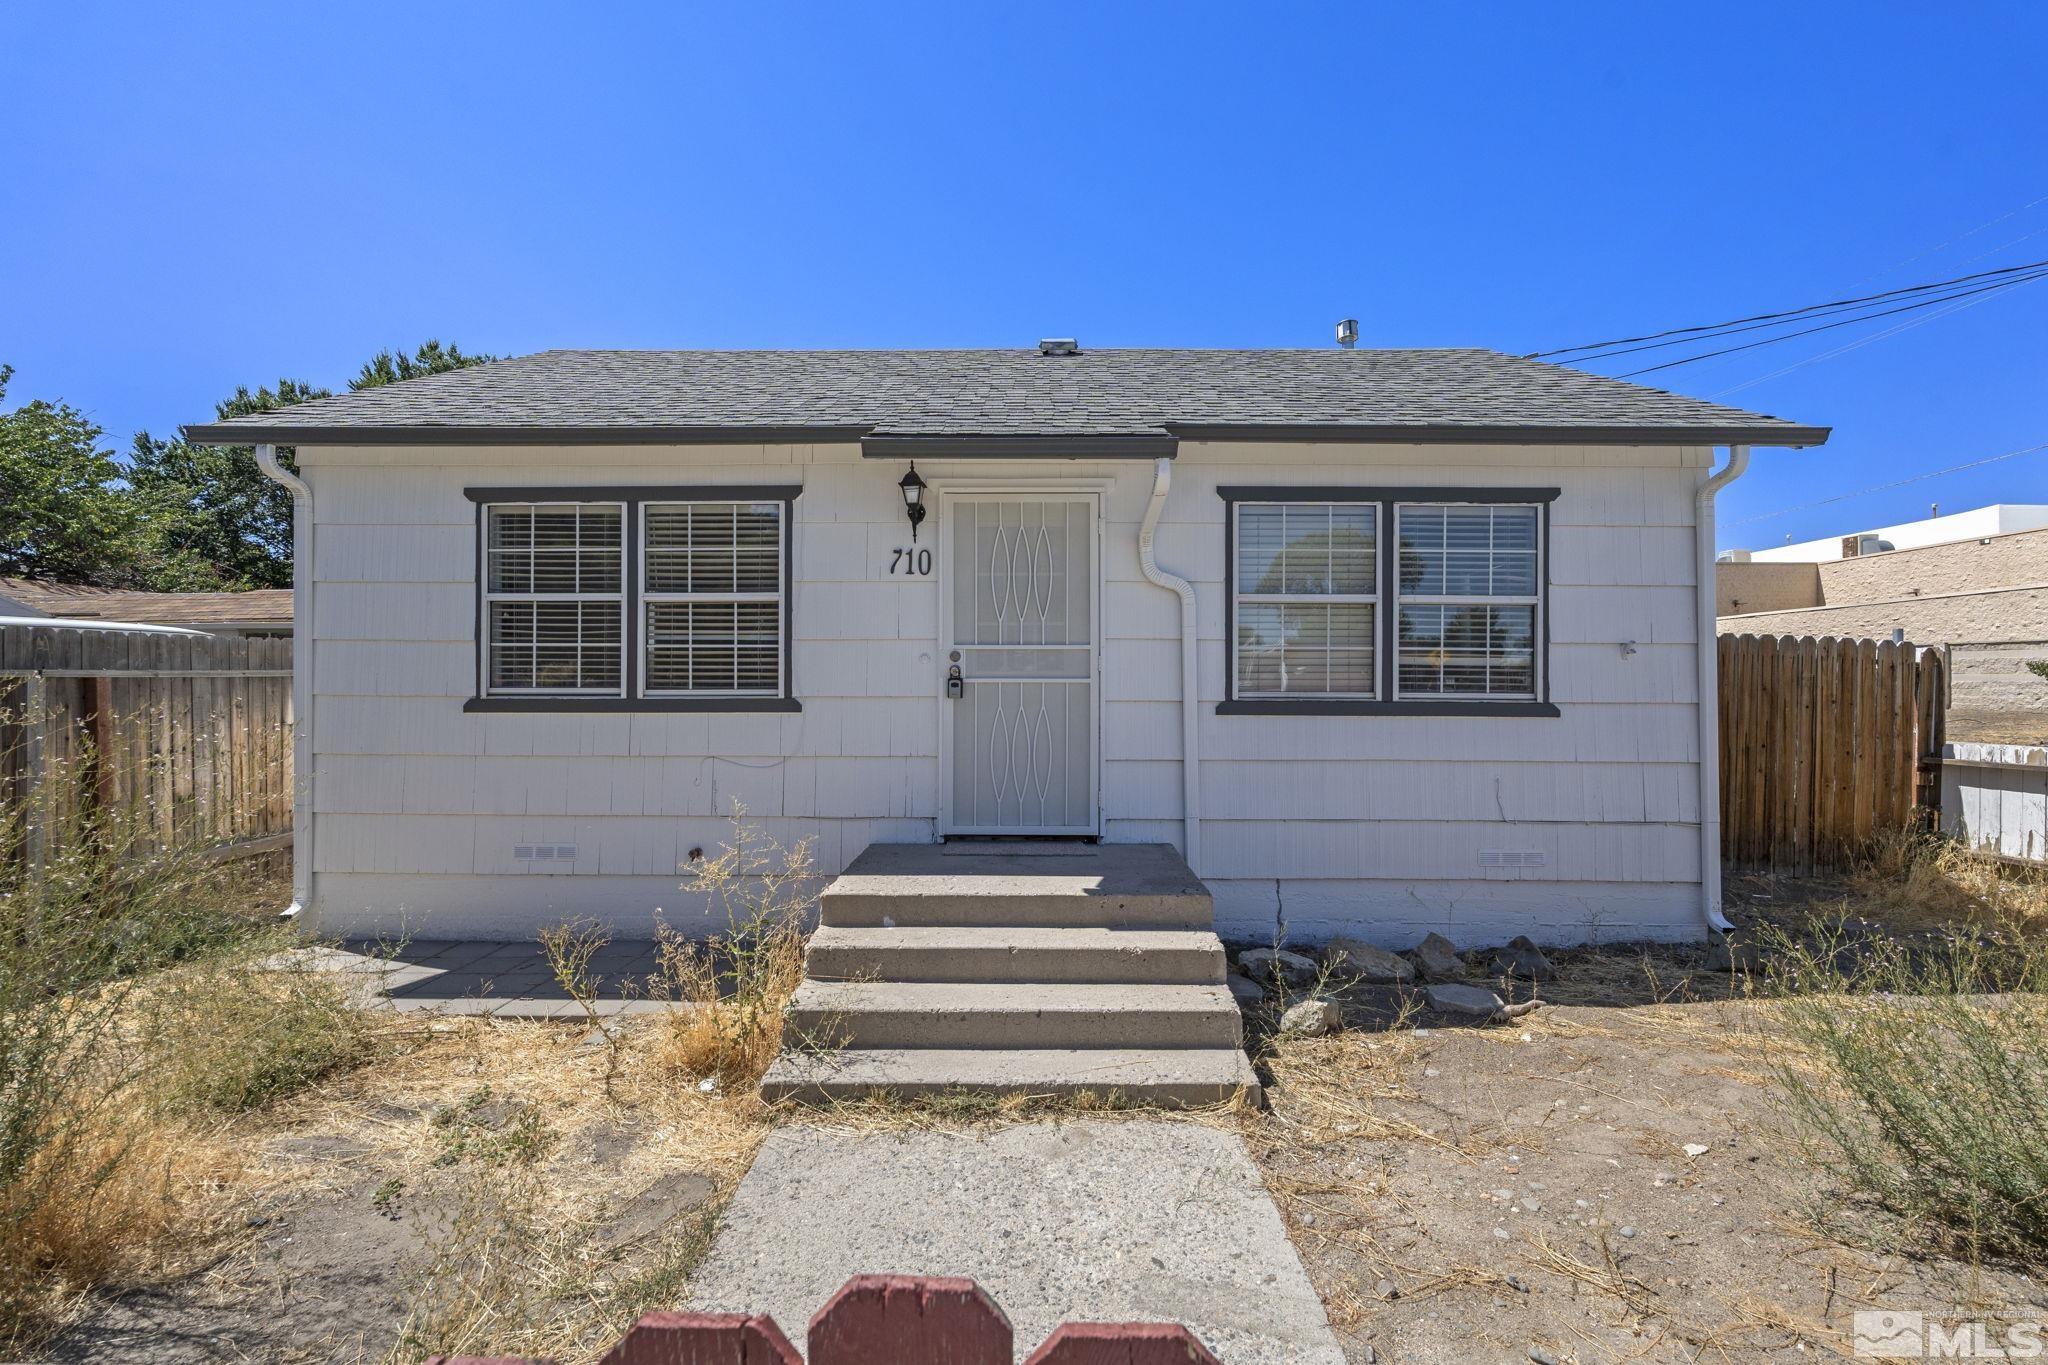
[860,433,1179,460]
[1166,422,1832,448]
[177,423,878,447]
[178,421,1832,451]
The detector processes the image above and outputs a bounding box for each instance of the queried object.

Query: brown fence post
[809,1275,1011,1365]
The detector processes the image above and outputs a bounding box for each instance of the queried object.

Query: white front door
[942,495,1099,836]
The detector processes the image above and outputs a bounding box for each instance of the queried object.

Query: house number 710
[890,547,933,576]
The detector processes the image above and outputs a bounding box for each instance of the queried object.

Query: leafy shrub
[145,952,379,1114]
[1767,920,2048,1264]
[0,722,364,1345]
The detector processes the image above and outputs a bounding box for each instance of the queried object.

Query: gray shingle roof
[181,348,1828,448]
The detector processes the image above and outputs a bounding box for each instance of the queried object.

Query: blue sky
[3,2,2043,549]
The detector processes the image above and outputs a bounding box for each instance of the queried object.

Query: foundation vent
[1479,849,1546,869]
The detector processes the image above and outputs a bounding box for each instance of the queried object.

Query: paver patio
[287,939,672,1018]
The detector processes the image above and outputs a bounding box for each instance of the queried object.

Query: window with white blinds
[1395,503,1541,700]
[1232,501,1377,698]
[641,501,785,696]
[483,504,625,694]
[1223,489,1550,710]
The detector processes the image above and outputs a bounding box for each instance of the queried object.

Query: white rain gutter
[1696,445,1749,934]
[1139,457,1201,872]
[254,444,315,925]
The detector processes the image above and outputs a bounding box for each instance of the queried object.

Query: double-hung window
[469,486,799,712]
[1395,503,1540,700]
[1222,487,1555,715]
[641,501,785,697]
[483,503,626,696]
[1232,501,1378,698]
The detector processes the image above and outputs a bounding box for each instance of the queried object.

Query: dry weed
[1847,828,2048,932]
[646,808,815,1088]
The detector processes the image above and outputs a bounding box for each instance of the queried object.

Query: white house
[186,345,1829,950]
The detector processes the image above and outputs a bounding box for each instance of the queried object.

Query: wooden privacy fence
[429,1274,1221,1364]
[1718,632,1947,872]
[0,623,293,868]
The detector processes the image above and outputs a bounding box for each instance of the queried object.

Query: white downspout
[255,444,315,927]
[1138,457,1201,872]
[1696,444,1748,934]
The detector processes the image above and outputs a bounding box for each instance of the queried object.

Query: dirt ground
[40,868,2048,1364]
[45,1016,769,1365]
[1241,875,2048,1364]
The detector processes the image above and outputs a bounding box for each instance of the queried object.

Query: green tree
[351,339,490,390]
[128,341,494,589]
[0,364,147,585]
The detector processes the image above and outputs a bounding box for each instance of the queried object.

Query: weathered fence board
[1718,632,1946,872]
[0,623,292,866]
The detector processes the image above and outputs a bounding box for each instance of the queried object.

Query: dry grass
[351,1017,777,1364]
[1844,828,2048,933]
[646,809,817,1088]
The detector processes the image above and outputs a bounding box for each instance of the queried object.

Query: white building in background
[1744,504,2048,563]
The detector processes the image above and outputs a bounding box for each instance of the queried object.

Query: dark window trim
[464,696,801,714]
[1219,485,1559,717]
[1216,699,1561,718]
[467,485,802,712]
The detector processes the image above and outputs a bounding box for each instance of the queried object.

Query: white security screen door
[943,496,1098,835]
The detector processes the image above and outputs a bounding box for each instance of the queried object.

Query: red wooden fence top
[1024,1322,1225,1365]
[809,1275,1010,1365]
[423,1274,1217,1365]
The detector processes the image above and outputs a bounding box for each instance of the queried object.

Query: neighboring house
[1717,505,2048,740]
[183,345,1827,948]
[0,578,294,637]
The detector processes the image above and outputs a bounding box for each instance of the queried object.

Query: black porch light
[899,462,928,541]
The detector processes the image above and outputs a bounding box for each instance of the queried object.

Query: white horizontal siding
[299,440,1709,941]
[1197,759,1698,823]
[1198,819,1700,882]
[1211,878,1702,948]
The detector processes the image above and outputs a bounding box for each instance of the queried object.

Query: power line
[1543,266,2048,369]
[1613,268,2048,378]
[1525,256,2048,362]
[1724,440,2048,527]
[1850,192,2048,286]
[1708,277,2027,399]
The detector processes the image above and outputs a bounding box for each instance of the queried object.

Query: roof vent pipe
[1038,338,1080,356]
[1335,319,1359,348]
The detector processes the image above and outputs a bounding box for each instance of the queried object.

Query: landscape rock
[1279,999,1343,1037]
[1226,974,1267,1008]
[1424,982,1504,1018]
[1321,937,1415,984]
[1410,932,1466,981]
[1238,947,1319,989]
[1492,935,1557,982]
[1705,934,1764,974]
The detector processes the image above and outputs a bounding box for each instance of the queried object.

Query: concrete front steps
[759,842,1259,1108]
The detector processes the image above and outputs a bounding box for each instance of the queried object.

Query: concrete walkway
[288,939,671,1018]
[684,1119,1345,1364]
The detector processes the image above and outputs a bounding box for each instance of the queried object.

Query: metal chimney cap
[1335,319,1359,348]
[1038,338,1080,356]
